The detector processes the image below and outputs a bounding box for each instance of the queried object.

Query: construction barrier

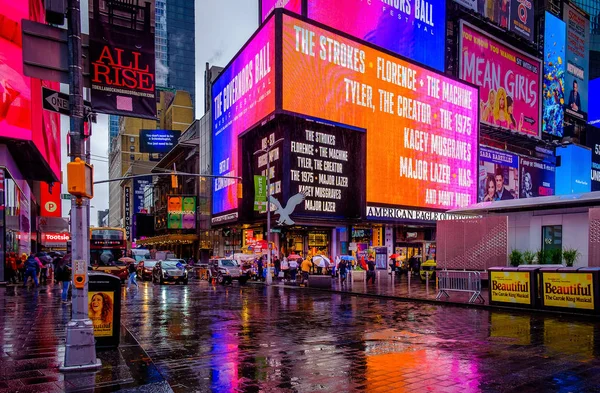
[436,270,484,304]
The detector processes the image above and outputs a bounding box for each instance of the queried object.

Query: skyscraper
[166,0,195,104]
[109,115,119,150]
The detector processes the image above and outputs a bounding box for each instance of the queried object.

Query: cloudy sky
[60,0,258,226]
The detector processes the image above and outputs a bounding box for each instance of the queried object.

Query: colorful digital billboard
[282,15,479,211]
[212,18,276,218]
[542,12,566,137]
[460,21,541,138]
[587,125,600,191]
[555,144,591,195]
[453,0,535,43]
[167,195,196,229]
[519,156,555,198]
[261,0,301,22]
[563,2,590,122]
[139,130,181,154]
[478,147,519,202]
[307,0,446,71]
[0,0,61,180]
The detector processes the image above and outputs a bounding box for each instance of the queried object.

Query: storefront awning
[136,234,198,246]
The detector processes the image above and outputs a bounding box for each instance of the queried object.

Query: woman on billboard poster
[483,175,498,202]
[494,88,509,128]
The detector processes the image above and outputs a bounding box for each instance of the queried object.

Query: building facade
[165,0,195,104]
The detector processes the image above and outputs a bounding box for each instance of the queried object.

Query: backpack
[25,256,38,271]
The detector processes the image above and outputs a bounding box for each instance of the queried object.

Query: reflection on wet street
[121,282,600,393]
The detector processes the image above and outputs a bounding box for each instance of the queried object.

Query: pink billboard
[261,0,301,22]
[459,21,541,138]
[0,0,61,179]
[212,18,276,217]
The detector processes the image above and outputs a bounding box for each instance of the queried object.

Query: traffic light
[67,158,93,199]
[171,173,178,189]
[238,182,243,198]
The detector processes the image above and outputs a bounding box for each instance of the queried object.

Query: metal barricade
[436,270,484,304]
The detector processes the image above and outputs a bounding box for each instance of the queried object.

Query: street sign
[61,193,71,200]
[42,87,92,116]
[270,228,281,233]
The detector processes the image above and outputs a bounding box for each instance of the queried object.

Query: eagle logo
[269,192,307,226]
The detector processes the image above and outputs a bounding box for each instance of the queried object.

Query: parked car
[152,260,188,285]
[208,258,250,285]
[136,259,159,281]
[92,260,129,283]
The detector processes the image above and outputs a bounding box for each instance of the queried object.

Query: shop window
[542,225,562,262]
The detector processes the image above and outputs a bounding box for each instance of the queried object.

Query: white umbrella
[312,255,330,268]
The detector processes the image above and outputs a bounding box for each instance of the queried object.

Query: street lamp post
[254,138,284,286]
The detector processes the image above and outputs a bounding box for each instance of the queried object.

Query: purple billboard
[307,0,446,71]
[212,18,276,220]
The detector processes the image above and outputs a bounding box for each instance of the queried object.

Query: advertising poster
[307,0,446,71]
[0,1,61,180]
[452,0,535,42]
[167,195,196,229]
[519,156,555,198]
[589,78,600,127]
[282,15,479,212]
[89,0,157,119]
[490,271,532,305]
[555,144,591,195]
[542,12,566,137]
[563,2,590,121]
[254,175,267,211]
[139,130,181,154]
[460,22,541,138]
[542,272,594,310]
[587,125,600,191]
[478,147,519,202]
[89,291,115,337]
[261,0,301,22]
[212,18,276,220]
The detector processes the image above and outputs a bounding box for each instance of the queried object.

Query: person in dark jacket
[55,258,71,303]
[366,258,376,284]
[23,254,41,288]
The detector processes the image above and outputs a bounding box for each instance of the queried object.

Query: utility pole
[60,0,101,371]
[254,138,284,286]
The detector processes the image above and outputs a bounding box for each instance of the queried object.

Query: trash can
[88,272,121,348]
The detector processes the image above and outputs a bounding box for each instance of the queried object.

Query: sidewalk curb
[247,281,600,321]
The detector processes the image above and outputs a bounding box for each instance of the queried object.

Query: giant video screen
[563,2,590,122]
[307,0,446,71]
[212,18,276,218]
[542,12,566,137]
[0,0,61,180]
[460,21,541,138]
[282,14,479,211]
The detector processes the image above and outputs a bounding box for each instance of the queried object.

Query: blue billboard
[307,0,446,71]
[589,78,600,127]
[555,144,591,195]
[563,2,590,122]
[542,12,566,137]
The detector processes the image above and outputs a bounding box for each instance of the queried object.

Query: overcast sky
[60,0,258,226]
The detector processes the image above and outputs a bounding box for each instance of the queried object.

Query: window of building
[130,145,135,151]
[130,137,135,143]
[130,154,135,161]
[542,225,562,262]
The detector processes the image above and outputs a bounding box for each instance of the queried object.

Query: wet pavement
[3,280,600,392]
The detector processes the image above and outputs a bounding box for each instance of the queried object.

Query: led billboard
[555,144,591,195]
[452,0,535,43]
[0,0,61,180]
[167,195,197,229]
[139,130,181,154]
[212,18,276,218]
[519,156,555,198]
[542,12,566,137]
[587,125,600,191]
[478,147,519,202]
[563,2,590,122]
[282,14,479,211]
[589,78,600,127]
[460,21,541,138]
[307,0,446,71]
[261,0,301,22]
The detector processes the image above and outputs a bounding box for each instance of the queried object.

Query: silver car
[208,258,249,285]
